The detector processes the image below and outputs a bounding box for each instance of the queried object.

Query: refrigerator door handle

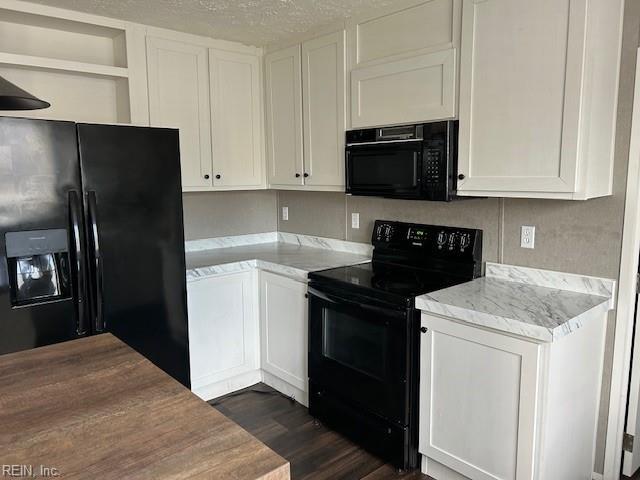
[69,190,88,335]
[87,191,104,333]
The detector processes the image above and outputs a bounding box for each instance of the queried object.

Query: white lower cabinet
[419,312,606,480]
[187,271,260,400]
[259,270,309,406]
[186,269,309,404]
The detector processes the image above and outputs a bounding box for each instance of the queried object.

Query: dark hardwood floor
[209,383,432,480]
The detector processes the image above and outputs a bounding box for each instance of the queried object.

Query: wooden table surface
[0,334,290,480]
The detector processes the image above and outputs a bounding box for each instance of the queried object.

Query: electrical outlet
[282,206,288,221]
[521,225,535,249]
[351,212,360,229]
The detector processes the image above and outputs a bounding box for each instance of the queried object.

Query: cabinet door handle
[215,174,221,180]
[303,173,309,178]
[295,173,301,178]
[458,174,465,180]
[204,174,210,179]
[420,327,428,333]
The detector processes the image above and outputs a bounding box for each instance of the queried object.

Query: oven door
[346,142,423,198]
[308,285,412,425]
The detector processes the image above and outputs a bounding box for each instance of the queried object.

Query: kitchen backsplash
[277,190,625,281]
[182,190,277,241]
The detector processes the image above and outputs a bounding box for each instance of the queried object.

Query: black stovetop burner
[308,220,483,307]
[309,261,470,306]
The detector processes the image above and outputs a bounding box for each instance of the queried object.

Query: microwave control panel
[424,147,443,184]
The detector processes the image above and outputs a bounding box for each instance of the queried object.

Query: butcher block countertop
[0,334,290,480]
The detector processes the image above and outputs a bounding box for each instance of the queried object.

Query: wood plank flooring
[210,383,432,480]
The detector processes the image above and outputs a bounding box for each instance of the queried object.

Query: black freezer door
[0,117,88,354]
[77,123,190,387]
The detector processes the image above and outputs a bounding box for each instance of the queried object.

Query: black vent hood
[0,76,50,110]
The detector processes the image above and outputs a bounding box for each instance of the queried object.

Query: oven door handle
[308,287,408,319]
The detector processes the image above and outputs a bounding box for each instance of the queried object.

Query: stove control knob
[460,233,471,251]
[436,231,447,249]
[383,224,394,241]
[448,233,457,251]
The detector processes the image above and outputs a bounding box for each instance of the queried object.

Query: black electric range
[307,220,483,471]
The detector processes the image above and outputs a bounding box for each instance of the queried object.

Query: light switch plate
[351,212,360,229]
[282,206,288,221]
[521,225,535,249]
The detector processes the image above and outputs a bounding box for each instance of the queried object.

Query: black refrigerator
[0,116,190,387]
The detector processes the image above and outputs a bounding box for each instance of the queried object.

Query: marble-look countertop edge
[185,234,371,283]
[186,259,310,283]
[416,297,553,342]
[416,286,612,343]
[185,232,372,256]
[549,300,612,341]
[485,262,616,298]
[185,232,279,252]
[277,232,373,256]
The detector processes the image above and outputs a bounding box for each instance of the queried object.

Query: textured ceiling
[28,0,396,46]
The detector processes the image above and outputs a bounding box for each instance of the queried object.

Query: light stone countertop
[185,232,371,283]
[416,263,616,342]
[185,235,616,342]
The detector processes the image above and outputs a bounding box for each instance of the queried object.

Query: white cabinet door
[265,45,304,187]
[350,49,456,128]
[419,314,540,480]
[147,37,212,189]
[302,31,346,189]
[259,271,308,391]
[347,0,460,129]
[456,0,623,199]
[187,272,258,390]
[456,0,582,196]
[348,0,460,68]
[209,49,264,189]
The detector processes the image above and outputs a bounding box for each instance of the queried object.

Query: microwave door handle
[69,190,88,335]
[345,150,351,193]
[308,288,406,319]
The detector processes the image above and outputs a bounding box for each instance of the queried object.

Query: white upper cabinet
[265,45,305,187]
[209,49,264,189]
[147,37,212,189]
[457,0,624,199]
[347,0,461,128]
[147,35,265,192]
[266,32,346,191]
[302,31,346,189]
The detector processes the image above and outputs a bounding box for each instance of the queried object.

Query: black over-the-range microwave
[345,121,458,201]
